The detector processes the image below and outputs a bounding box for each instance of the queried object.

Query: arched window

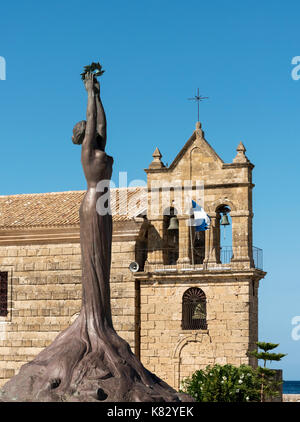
[182,287,207,330]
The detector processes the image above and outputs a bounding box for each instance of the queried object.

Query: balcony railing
[220,246,263,270]
[252,246,263,270]
[135,246,263,272]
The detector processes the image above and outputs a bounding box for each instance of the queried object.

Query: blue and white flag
[191,200,211,231]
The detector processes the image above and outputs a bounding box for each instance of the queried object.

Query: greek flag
[191,200,211,231]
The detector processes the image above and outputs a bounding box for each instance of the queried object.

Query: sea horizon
[283,381,300,394]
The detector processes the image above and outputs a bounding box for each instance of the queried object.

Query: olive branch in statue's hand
[81,62,105,81]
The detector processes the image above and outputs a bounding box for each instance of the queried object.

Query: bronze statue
[0,68,191,402]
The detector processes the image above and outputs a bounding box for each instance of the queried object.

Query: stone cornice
[133,268,266,282]
[205,182,255,190]
[0,226,81,245]
[0,220,144,245]
[147,182,255,191]
[222,162,254,170]
[144,167,170,174]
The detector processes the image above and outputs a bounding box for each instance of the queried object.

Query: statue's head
[72,120,86,145]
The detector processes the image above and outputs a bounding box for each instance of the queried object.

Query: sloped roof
[0,187,147,229]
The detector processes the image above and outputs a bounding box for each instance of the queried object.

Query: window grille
[182,287,207,330]
[0,272,8,317]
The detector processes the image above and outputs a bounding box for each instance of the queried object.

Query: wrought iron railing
[219,246,263,270]
[135,246,263,271]
[182,311,207,330]
[252,246,263,270]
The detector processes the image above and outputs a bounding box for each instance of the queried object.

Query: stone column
[177,217,190,264]
[231,211,254,268]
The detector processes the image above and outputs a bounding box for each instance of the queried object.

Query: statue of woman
[0,73,188,403]
[72,72,114,332]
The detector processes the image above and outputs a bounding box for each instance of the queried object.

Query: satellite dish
[129,262,139,273]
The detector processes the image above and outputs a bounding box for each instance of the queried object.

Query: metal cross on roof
[188,88,209,122]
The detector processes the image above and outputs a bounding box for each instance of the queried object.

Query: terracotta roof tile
[0,187,147,229]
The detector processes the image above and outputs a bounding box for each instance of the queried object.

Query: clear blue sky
[1,0,300,379]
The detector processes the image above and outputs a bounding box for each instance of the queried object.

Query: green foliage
[248,341,287,402]
[248,341,287,368]
[180,364,261,402]
[81,62,105,80]
[249,351,286,363]
[180,342,287,402]
[256,342,279,352]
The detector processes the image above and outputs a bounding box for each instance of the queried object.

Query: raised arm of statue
[94,79,107,151]
[82,73,97,153]
[72,71,107,153]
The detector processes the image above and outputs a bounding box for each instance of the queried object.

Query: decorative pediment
[169,122,223,171]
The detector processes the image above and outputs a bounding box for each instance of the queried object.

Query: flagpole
[189,220,194,266]
[208,224,211,263]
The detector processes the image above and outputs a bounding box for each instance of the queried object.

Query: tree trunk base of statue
[0,314,192,403]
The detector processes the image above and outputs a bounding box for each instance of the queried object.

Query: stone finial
[148,147,165,169]
[195,121,204,139]
[233,141,249,163]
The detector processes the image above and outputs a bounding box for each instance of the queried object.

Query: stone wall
[0,242,138,387]
[139,277,257,389]
[110,240,138,353]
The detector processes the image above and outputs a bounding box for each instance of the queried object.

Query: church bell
[167,216,179,230]
[220,213,230,226]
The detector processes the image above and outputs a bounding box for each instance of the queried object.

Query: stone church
[0,122,266,389]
